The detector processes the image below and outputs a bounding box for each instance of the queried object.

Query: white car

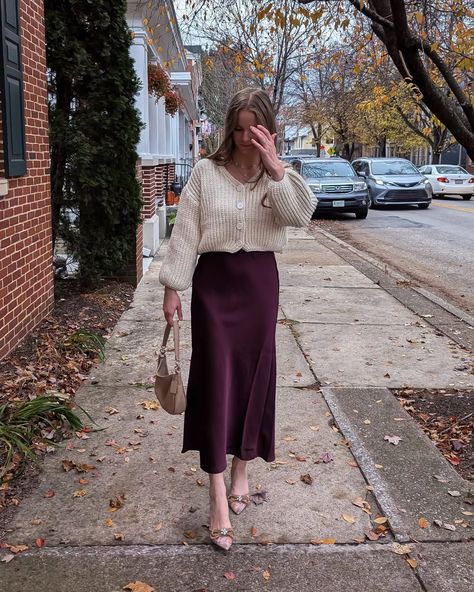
[419,164,474,200]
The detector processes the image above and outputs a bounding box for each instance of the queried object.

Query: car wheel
[355,208,368,219]
[462,195,472,201]
[418,203,430,209]
[368,192,377,209]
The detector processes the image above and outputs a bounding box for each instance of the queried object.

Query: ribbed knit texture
[159,158,315,291]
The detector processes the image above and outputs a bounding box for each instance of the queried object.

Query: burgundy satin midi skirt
[182,250,279,473]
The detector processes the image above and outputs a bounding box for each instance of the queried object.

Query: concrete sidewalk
[1,228,472,592]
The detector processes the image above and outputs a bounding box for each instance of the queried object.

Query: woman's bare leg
[229,456,249,514]
[209,472,233,550]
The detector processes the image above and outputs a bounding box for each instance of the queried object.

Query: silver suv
[351,157,432,209]
[286,157,370,219]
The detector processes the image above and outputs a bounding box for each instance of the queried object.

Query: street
[312,196,474,316]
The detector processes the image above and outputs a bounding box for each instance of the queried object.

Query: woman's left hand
[250,125,284,181]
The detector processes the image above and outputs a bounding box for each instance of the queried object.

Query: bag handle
[159,320,181,370]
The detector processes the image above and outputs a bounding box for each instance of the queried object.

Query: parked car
[351,157,432,209]
[418,164,474,200]
[285,157,369,219]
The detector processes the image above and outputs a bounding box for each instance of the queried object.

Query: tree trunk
[50,74,73,249]
[367,0,474,161]
[378,136,387,157]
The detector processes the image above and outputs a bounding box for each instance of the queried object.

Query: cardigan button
[236,222,243,230]
[236,202,244,209]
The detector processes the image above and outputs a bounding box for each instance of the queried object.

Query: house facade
[0,0,52,360]
[127,0,201,259]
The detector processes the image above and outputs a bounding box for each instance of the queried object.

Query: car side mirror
[357,171,366,177]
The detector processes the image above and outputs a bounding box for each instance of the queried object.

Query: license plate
[454,179,463,184]
[333,200,345,207]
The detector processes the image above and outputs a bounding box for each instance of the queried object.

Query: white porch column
[157,97,166,154]
[130,30,150,157]
[148,93,159,156]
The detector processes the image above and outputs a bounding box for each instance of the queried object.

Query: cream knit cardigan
[159,158,315,291]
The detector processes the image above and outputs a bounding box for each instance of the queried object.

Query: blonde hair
[208,87,277,186]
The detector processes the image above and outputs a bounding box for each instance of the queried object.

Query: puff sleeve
[159,163,202,291]
[266,167,315,227]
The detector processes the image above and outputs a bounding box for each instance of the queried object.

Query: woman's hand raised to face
[250,125,284,182]
[163,287,183,326]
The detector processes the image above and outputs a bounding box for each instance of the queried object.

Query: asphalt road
[311,196,474,315]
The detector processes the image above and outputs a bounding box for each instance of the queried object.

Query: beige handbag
[154,320,186,414]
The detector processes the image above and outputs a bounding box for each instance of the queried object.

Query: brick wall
[0,0,53,360]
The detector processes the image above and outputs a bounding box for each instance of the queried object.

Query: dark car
[285,157,370,219]
[351,157,432,209]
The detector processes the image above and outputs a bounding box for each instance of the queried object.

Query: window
[371,160,419,176]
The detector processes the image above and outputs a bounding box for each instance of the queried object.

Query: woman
[159,87,314,550]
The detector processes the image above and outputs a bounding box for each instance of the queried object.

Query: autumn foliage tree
[298,0,474,159]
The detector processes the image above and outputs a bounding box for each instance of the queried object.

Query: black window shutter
[0,0,26,177]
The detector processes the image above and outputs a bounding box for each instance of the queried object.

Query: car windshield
[371,161,419,175]
[301,162,354,178]
[436,166,467,174]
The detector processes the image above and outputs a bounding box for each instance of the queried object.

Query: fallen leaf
[250,527,257,537]
[462,511,474,516]
[366,531,380,541]
[418,517,429,529]
[138,400,161,410]
[223,572,236,580]
[318,452,333,464]
[363,419,371,425]
[35,538,45,548]
[196,479,205,487]
[31,519,42,525]
[443,523,456,531]
[373,516,388,524]
[310,538,336,544]
[295,455,306,462]
[9,545,28,554]
[114,533,125,541]
[155,523,163,531]
[433,474,449,483]
[78,478,89,485]
[384,435,402,445]
[448,490,461,497]
[392,543,413,554]
[123,582,155,592]
[72,489,87,498]
[62,459,76,472]
[250,491,268,505]
[1,554,15,563]
[374,464,384,469]
[105,519,114,527]
[300,473,313,485]
[406,558,417,569]
[353,535,366,543]
[285,478,297,485]
[44,490,55,498]
[342,514,356,524]
[109,494,126,510]
[262,570,270,581]
[184,531,196,539]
